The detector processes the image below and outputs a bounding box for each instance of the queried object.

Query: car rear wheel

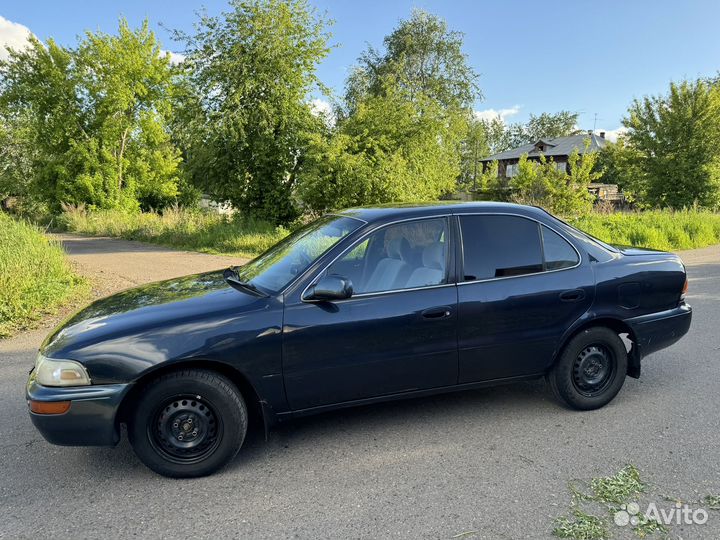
[547,327,628,410]
[129,369,247,478]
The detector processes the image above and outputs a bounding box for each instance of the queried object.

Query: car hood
[41,270,265,357]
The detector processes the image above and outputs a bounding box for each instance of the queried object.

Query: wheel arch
[116,359,270,438]
[554,317,641,378]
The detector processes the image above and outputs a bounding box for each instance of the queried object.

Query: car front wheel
[547,327,628,410]
[129,369,247,478]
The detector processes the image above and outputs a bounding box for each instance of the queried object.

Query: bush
[0,213,86,337]
[58,205,290,258]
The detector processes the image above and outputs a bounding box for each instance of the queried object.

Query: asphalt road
[1,236,719,539]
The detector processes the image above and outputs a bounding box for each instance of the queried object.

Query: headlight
[34,354,91,387]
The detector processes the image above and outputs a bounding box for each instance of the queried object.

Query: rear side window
[460,215,543,280]
[541,225,579,270]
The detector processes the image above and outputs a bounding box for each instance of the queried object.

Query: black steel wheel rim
[149,394,223,464]
[572,344,615,397]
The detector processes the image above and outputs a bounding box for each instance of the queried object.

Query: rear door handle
[559,289,586,302]
[421,306,453,319]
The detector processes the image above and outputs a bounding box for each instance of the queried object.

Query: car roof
[336,201,549,223]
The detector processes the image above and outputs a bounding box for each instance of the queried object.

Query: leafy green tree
[0,37,81,208]
[459,115,491,190]
[0,20,182,212]
[172,0,331,223]
[623,79,720,208]
[496,111,580,153]
[343,9,480,116]
[299,10,477,212]
[299,79,466,212]
[510,145,596,216]
[594,138,646,204]
[0,113,36,201]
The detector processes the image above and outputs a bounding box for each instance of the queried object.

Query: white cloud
[310,98,336,126]
[161,50,185,65]
[598,127,628,142]
[0,16,34,61]
[474,105,521,124]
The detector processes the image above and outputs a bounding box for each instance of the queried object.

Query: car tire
[547,327,628,410]
[129,369,247,478]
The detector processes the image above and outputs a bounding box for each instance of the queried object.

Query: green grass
[58,206,290,259]
[553,465,671,540]
[59,206,720,257]
[590,464,645,505]
[0,213,87,338]
[553,509,609,540]
[569,209,720,251]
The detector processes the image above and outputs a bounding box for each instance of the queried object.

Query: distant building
[479,131,625,205]
[481,132,608,178]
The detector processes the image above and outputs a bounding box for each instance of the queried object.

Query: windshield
[234,215,363,293]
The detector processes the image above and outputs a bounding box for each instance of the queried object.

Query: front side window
[235,215,362,293]
[325,218,449,295]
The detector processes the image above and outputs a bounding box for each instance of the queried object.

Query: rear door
[456,213,594,382]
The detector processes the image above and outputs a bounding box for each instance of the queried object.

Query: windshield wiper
[223,268,269,297]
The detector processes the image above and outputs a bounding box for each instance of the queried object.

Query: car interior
[326,219,448,294]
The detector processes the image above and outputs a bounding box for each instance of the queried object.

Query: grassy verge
[0,213,88,338]
[60,206,720,256]
[58,206,289,259]
[569,209,720,251]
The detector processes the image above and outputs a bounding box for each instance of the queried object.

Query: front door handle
[421,306,453,319]
[559,289,586,302]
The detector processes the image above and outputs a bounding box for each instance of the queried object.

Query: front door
[282,216,459,410]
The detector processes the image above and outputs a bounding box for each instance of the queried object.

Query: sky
[2,0,720,140]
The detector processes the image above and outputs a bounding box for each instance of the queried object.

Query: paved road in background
[1,235,718,539]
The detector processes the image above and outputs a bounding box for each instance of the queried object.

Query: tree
[509,144,597,216]
[173,0,331,223]
[459,115,490,190]
[495,111,581,153]
[623,79,720,208]
[298,79,466,212]
[594,138,646,204]
[298,10,477,212]
[0,20,183,212]
[343,9,480,116]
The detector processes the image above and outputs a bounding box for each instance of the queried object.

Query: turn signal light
[681,278,688,299]
[29,400,71,415]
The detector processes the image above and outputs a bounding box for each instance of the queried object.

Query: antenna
[593,113,598,132]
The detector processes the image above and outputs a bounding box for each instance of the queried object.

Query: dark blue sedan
[27,203,692,477]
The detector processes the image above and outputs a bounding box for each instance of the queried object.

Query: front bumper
[625,303,692,359]
[26,376,130,447]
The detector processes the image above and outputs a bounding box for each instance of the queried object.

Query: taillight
[681,277,688,300]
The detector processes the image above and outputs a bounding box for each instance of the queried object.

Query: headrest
[387,237,411,260]
[422,244,444,270]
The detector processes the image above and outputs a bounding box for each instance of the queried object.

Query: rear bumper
[625,303,692,359]
[26,377,129,447]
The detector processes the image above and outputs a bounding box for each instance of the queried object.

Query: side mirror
[304,275,353,301]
